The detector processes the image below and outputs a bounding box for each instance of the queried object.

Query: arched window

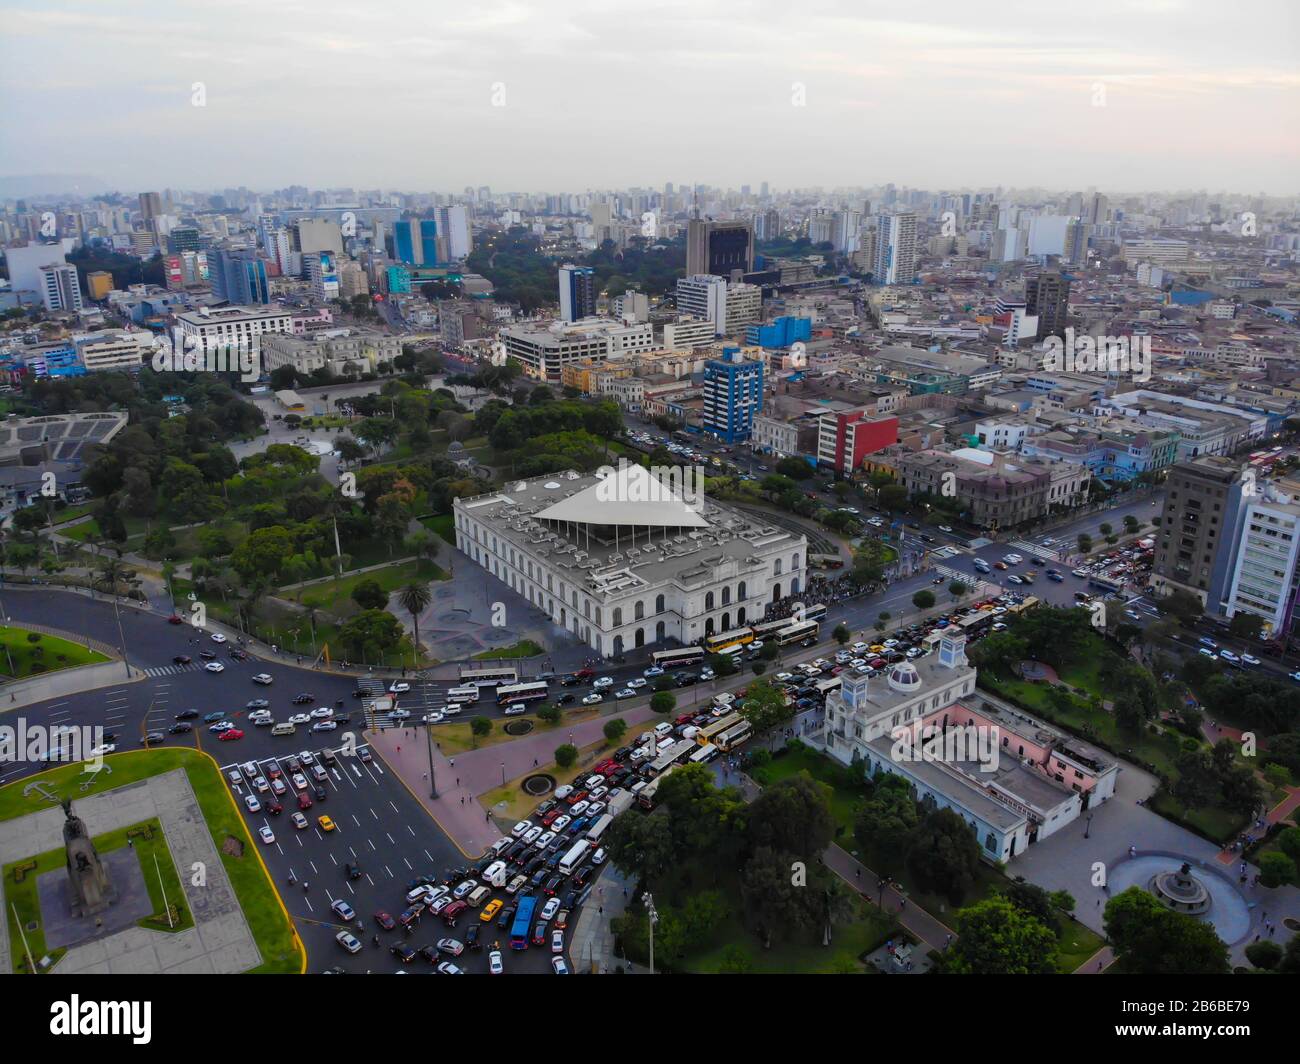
[634,600,644,621]
[655,621,665,640]
[705,591,715,610]
[791,576,800,595]
[705,617,715,636]
[774,559,783,576]
[613,607,623,626]
[737,581,747,601]
[613,635,624,655]
[655,593,665,613]
[722,612,731,632]
[635,628,644,648]
[722,586,731,605]
[792,552,801,570]
[737,607,746,626]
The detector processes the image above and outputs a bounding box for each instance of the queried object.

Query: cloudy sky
[1,0,1297,195]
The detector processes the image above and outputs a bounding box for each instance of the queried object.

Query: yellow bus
[704,628,753,654]
[696,712,743,746]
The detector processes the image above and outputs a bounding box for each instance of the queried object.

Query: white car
[489,950,504,975]
[244,794,262,814]
[541,897,561,920]
[331,899,356,921]
[252,673,273,685]
[614,688,636,700]
[204,661,225,673]
[553,785,573,800]
[570,800,590,817]
[452,879,477,899]
[310,706,334,719]
[593,677,615,689]
[210,632,227,643]
[87,743,116,757]
[423,711,444,724]
[511,820,533,838]
[289,713,311,725]
[389,682,411,693]
[551,815,571,832]
[643,666,664,677]
[591,847,606,866]
[390,709,411,720]
[291,773,309,791]
[581,693,602,705]
[336,931,362,954]
[1241,654,1261,667]
[258,825,275,845]
[227,769,243,786]
[699,667,715,680]
[312,720,337,732]
[628,677,647,689]
[253,776,270,793]
[775,672,795,681]
[522,826,542,844]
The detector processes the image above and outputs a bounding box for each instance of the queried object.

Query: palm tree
[397,582,433,664]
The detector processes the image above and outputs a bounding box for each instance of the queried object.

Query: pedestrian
[460,796,464,805]
[449,758,455,767]
[396,745,401,753]
[456,777,460,787]
[598,906,603,916]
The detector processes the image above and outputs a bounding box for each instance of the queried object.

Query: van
[653,722,672,740]
[490,836,514,857]
[681,725,699,741]
[311,764,328,782]
[271,722,296,737]
[467,885,491,907]
[482,860,508,887]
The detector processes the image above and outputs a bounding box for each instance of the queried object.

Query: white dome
[888,662,922,693]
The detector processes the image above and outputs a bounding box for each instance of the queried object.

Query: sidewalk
[567,863,647,974]
[1,660,141,711]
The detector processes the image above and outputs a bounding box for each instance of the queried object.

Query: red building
[817,410,899,476]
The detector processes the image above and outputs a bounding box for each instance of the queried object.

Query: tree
[1245,940,1283,970]
[738,680,792,738]
[1104,887,1230,974]
[537,703,562,725]
[905,807,983,905]
[604,803,678,882]
[1172,748,1218,812]
[1228,612,1264,641]
[1158,587,1204,628]
[396,582,432,659]
[603,717,627,744]
[1077,533,1092,555]
[832,623,851,646]
[1257,851,1297,888]
[854,780,920,855]
[351,578,389,611]
[337,609,405,662]
[944,896,1058,974]
[948,580,968,599]
[911,589,936,610]
[650,691,676,714]
[470,715,492,742]
[554,743,578,769]
[746,774,836,859]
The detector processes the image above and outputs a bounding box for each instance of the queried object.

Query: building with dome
[824,632,1117,862]
[452,463,808,657]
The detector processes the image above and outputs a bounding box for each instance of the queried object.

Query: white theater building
[452,464,808,657]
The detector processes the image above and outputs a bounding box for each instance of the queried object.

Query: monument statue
[62,799,116,917]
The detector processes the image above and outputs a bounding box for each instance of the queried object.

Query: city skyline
[1,0,1297,194]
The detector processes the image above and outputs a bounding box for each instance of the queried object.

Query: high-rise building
[755,208,781,241]
[703,348,764,443]
[675,275,729,335]
[393,218,439,266]
[39,263,83,313]
[138,192,162,221]
[873,212,917,285]
[434,205,471,260]
[686,218,754,278]
[1152,457,1246,609]
[296,218,344,256]
[1224,489,1300,636]
[86,271,114,301]
[558,264,596,322]
[1026,269,1071,341]
[168,226,201,253]
[304,251,340,302]
[210,248,270,304]
[1063,219,1087,265]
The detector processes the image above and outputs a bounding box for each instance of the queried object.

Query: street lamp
[642,892,658,976]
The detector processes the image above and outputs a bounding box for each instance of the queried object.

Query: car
[436,961,464,975]
[312,720,338,732]
[551,956,569,975]
[627,677,647,689]
[217,728,244,741]
[389,681,411,693]
[140,731,166,747]
[1241,654,1261,667]
[289,713,311,725]
[1198,637,1218,649]
[336,931,362,954]
[489,950,504,974]
[1198,647,1217,659]
[541,896,561,920]
[330,897,356,921]
[511,819,533,838]
[291,772,309,791]
[253,775,270,793]
[210,632,227,643]
[993,561,1008,571]
[532,923,548,946]
[204,661,225,673]
[591,846,606,866]
[436,937,465,956]
[318,815,335,832]
[345,861,363,880]
[1007,574,1024,585]
[614,688,637,700]
[581,693,603,706]
[313,784,327,802]
[550,928,565,953]
[389,943,417,964]
[452,878,477,899]
[246,699,270,711]
[480,898,503,922]
[252,673,273,685]
[167,722,192,734]
[243,794,262,814]
[208,719,234,733]
[309,706,333,719]
[593,676,615,689]
[643,665,664,677]
[172,654,192,665]
[291,811,309,829]
[292,693,316,705]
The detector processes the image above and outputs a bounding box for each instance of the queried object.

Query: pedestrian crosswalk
[1009,539,1061,562]
[931,563,973,584]
[929,545,963,561]
[141,663,197,678]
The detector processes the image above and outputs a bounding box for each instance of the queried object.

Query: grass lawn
[281,558,446,607]
[0,625,111,678]
[433,703,603,756]
[420,513,456,545]
[749,743,870,839]
[4,816,193,973]
[478,739,608,823]
[0,749,303,974]
[474,640,542,660]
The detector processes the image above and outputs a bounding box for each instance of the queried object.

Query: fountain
[1149,861,1211,916]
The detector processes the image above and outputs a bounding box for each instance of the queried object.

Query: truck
[607,790,635,818]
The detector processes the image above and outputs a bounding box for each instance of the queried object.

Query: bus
[510,895,537,949]
[646,738,697,777]
[585,813,614,844]
[715,720,753,753]
[958,610,997,635]
[813,676,841,698]
[704,628,753,654]
[651,646,705,670]
[1006,596,1041,615]
[689,743,718,765]
[495,681,550,706]
[638,765,676,809]
[776,620,820,645]
[446,685,481,704]
[458,665,519,689]
[1088,573,1125,595]
[697,712,743,747]
[802,603,827,623]
[558,839,591,875]
[749,617,795,640]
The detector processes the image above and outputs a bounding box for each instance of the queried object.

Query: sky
[1,0,1297,196]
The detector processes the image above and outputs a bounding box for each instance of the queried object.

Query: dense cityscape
[0,0,1295,1041]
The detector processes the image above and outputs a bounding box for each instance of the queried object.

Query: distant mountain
[0,174,112,200]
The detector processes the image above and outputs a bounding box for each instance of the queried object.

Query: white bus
[646,738,697,777]
[697,712,743,747]
[689,743,718,765]
[584,813,614,844]
[716,720,753,753]
[558,839,591,875]
[776,620,820,646]
[458,666,519,689]
[638,765,676,809]
[813,676,841,698]
[495,681,549,706]
[650,646,705,670]
[446,685,480,704]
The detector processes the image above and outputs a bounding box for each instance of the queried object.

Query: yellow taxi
[480,898,504,922]
[317,814,336,832]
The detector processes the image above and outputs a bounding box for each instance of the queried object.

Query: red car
[217,728,244,741]
[374,911,396,931]
[541,808,562,826]
[531,923,548,946]
[440,900,468,925]
[297,792,313,811]
[564,789,588,807]
[574,668,595,680]
[167,614,184,625]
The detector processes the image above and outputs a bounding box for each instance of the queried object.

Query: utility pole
[424,715,438,798]
[643,891,658,975]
